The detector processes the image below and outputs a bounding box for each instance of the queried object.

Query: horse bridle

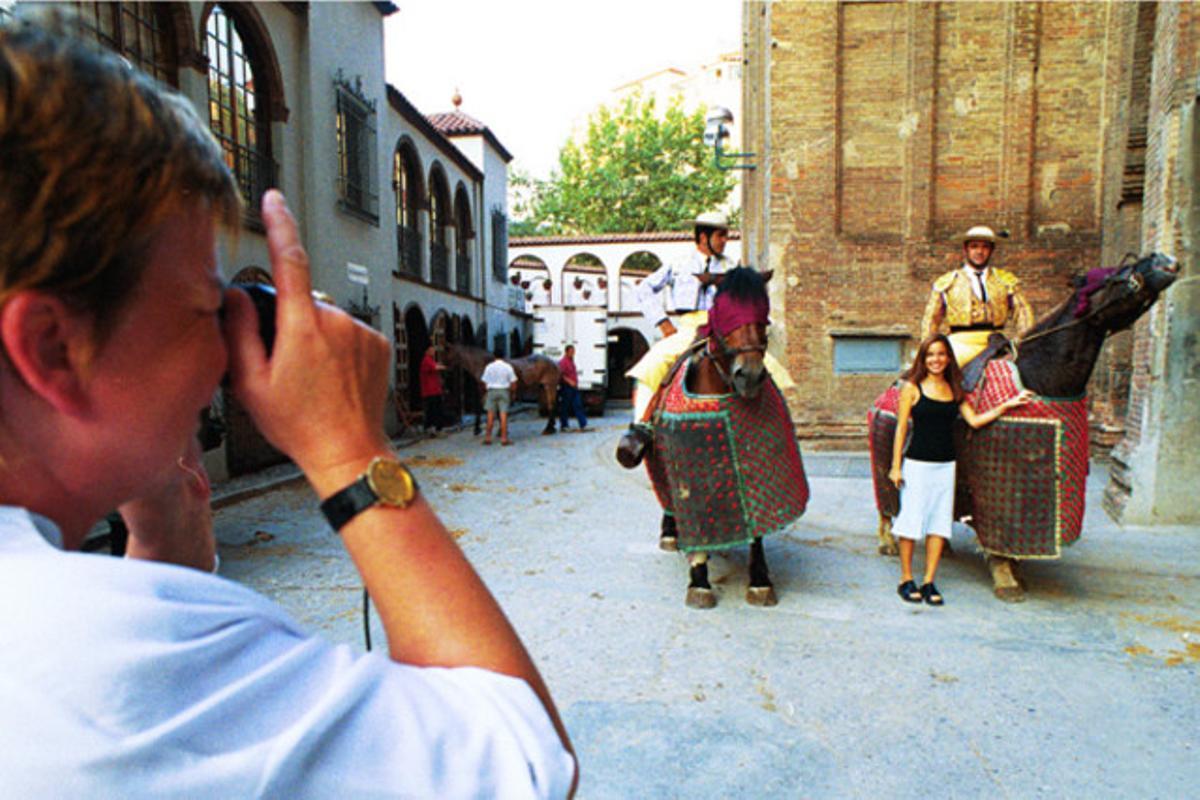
[1013,267,1147,353]
[701,331,768,389]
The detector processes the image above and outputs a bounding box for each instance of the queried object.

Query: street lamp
[704,105,756,171]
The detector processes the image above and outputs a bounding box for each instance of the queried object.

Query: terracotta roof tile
[426,110,488,135]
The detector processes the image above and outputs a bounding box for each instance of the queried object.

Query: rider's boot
[615,423,653,469]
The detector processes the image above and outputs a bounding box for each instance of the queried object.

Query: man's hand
[120,436,215,571]
[224,191,392,492]
[658,320,678,337]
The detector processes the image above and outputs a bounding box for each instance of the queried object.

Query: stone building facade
[8,2,522,478]
[741,1,1198,522]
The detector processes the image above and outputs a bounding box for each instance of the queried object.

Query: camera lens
[236,282,277,356]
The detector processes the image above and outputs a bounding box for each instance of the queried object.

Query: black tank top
[906,385,958,463]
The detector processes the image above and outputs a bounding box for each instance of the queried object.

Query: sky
[384,0,741,179]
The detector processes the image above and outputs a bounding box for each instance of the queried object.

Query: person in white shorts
[480,352,519,445]
[889,334,1032,606]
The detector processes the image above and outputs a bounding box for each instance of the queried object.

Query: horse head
[704,267,771,400]
[1068,252,1179,334]
[1015,252,1180,397]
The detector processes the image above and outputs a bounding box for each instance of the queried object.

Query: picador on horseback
[615,212,795,469]
[921,225,1034,368]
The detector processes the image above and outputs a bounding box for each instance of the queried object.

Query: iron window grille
[393,148,421,276]
[335,71,378,223]
[456,250,471,295]
[430,242,450,288]
[75,1,177,86]
[491,209,508,283]
[396,226,422,277]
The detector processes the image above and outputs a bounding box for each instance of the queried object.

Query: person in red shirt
[557,345,588,432]
[419,345,447,435]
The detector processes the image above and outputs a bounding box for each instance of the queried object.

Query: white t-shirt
[481,360,519,390]
[0,507,573,798]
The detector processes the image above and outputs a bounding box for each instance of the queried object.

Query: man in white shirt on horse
[616,212,794,468]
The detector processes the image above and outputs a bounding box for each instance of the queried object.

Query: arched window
[205,4,274,216]
[75,1,179,85]
[454,185,473,295]
[393,143,423,276]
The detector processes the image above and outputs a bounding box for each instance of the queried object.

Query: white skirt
[892,458,956,541]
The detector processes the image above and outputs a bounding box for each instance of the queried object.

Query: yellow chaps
[627,311,795,420]
[947,330,994,369]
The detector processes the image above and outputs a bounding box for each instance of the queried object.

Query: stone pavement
[212,413,1199,799]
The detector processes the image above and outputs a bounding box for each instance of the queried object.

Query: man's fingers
[261,190,315,323]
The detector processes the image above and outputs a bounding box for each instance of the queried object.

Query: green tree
[516,92,737,235]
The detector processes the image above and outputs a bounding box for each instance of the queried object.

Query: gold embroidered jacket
[921,267,1034,338]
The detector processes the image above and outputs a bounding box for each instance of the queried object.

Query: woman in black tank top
[889,335,1032,605]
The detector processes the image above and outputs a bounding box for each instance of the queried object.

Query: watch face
[366,459,416,507]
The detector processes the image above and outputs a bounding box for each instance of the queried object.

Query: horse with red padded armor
[869,253,1179,601]
[643,267,809,609]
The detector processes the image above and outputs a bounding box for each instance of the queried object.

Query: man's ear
[0,292,92,416]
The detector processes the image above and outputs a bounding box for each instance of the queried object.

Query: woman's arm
[960,389,1034,428]
[889,382,918,487]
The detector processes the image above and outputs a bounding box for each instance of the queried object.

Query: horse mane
[715,266,768,304]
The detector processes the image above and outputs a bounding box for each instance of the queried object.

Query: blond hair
[0,8,241,345]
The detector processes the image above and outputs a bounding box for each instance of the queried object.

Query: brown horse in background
[445,343,561,435]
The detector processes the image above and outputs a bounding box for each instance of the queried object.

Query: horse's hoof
[686,587,716,609]
[659,535,678,552]
[878,541,899,557]
[994,584,1027,603]
[987,556,1025,603]
[745,586,778,606]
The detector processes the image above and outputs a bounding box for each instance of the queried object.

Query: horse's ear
[759,269,773,284]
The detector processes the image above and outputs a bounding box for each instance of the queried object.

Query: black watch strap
[320,476,378,531]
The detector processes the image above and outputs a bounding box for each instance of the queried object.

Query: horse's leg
[685,552,716,609]
[542,382,556,434]
[745,537,778,606]
[878,515,898,556]
[987,555,1026,603]
[659,513,678,552]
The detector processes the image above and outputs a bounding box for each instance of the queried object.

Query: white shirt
[0,507,573,798]
[961,263,990,301]
[634,249,731,325]
[481,359,519,390]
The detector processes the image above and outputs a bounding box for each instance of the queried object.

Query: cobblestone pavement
[214,413,1198,799]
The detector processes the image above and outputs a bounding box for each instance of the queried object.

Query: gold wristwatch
[319,456,419,531]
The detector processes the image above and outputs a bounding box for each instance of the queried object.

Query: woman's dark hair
[904,334,965,404]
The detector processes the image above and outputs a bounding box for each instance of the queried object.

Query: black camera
[237,282,277,356]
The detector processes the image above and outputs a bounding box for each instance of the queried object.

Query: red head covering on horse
[701,289,770,340]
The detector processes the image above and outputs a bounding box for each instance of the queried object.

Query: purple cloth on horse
[1074,267,1115,317]
[697,291,770,340]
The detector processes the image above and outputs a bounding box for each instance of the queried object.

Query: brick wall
[754,1,1117,443]
[1104,0,1200,523]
